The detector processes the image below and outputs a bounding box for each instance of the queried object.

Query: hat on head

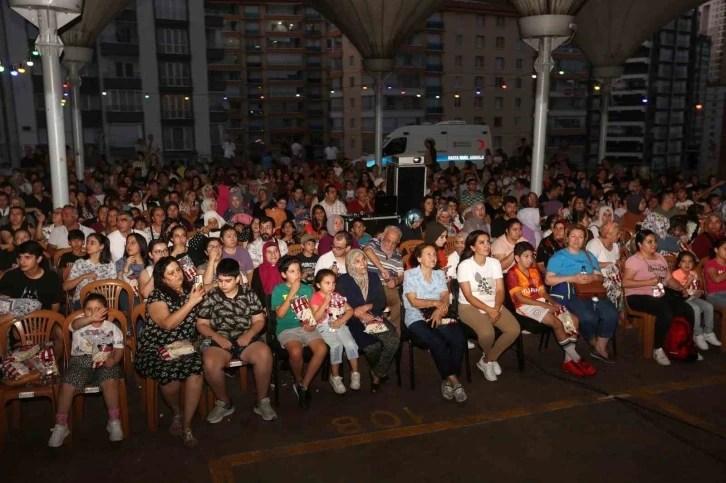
[301,233,317,245]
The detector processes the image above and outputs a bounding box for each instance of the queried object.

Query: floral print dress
[135,288,203,386]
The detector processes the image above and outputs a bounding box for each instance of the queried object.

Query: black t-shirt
[490,216,508,239]
[0,222,30,237]
[24,194,54,216]
[58,252,84,269]
[0,268,64,310]
[296,252,319,284]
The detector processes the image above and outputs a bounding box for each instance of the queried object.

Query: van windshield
[382,137,406,156]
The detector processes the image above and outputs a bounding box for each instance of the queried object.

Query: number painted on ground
[331,408,423,435]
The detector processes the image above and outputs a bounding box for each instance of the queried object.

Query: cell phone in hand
[193,275,203,288]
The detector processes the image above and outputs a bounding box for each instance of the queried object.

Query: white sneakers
[492,361,502,376]
[693,334,709,351]
[441,380,454,400]
[350,371,361,391]
[653,348,671,366]
[477,357,498,382]
[329,375,346,394]
[48,424,70,447]
[107,419,123,442]
[703,332,722,347]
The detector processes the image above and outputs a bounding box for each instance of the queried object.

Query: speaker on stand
[386,155,427,216]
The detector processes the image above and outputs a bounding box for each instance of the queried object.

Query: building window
[494,116,503,128]
[106,90,142,112]
[475,35,485,48]
[495,77,505,87]
[515,97,522,109]
[162,94,192,119]
[454,97,461,108]
[517,39,523,51]
[474,97,482,109]
[456,14,463,25]
[515,78,522,88]
[163,126,194,151]
[349,97,356,109]
[456,35,463,46]
[115,62,136,78]
[496,37,505,49]
[349,55,355,66]
[493,135,502,149]
[453,77,462,88]
[349,77,355,87]
[515,58,523,70]
[475,56,484,68]
[474,76,483,88]
[157,28,189,54]
[494,97,503,110]
[477,15,485,27]
[496,16,505,28]
[455,55,462,67]
[154,0,187,21]
[514,116,521,127]
[350,118,356,128]
[159,61,190,87]
[474,116,484,124]
[495,57,504,69]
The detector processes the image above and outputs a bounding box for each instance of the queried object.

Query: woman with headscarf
[590,206,614,239]
[642,211,681,254]
[436,207,458,236]
[252,188,273,219]
[251,241,284,303]
[317,214,360,256]
[201,199,226,238]
[462,201,490,235]
[336,249,400,392]
[398,209,424,242]
[621,194,647,232]
[424,221,449,270]
[223,190,249,222]
[517,207,542,250]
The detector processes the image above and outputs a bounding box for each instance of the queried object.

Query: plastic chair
[0,311,65,451]
[287,243,303,256]
[399,240,424,257]
[53,248,73,270]
[80,279,135,318]
[61,309,130,443]
[620,261,656,358]
[130,303,146,411]
[444,237,457,255]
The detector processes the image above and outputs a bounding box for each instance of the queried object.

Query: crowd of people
[1,149,725,449]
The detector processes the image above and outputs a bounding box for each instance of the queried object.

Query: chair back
[487,196,503,210]
[61,265,72,282]
[0,310,65,358]
[63,309,128,373]
[619,245,630,263]
[619,229,633,245]
[53,248,73,270]
[80,279,135,313]
[399,240,424,257]
[287,243,303,256]
[265,295,279,345]
[445,237,458,255]
[664,254,677,272]
[131,302,147,345]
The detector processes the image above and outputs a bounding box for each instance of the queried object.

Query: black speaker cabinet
[386,157,427,216]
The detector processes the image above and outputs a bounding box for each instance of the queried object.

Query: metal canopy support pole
[530,36,553,196]
[36,8,69,208]
[375,70,384,168]
[66,62,84,181]
[597,83,610,164]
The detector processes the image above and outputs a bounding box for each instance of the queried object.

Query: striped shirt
[364,238,403,282]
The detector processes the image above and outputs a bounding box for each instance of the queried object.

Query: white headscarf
[203,211,226,238]
[517,207,542,249]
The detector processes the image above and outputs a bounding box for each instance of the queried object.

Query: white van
[359,121,492,167]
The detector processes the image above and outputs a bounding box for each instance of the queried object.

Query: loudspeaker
[387,157,427,216]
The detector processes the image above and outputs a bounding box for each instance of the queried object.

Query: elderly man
[248,215,288,268]
[46,205,95,256]
[107,210,151,263]
[347,187,374,215]
[363,226,404,334]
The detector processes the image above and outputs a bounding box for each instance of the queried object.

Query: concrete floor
[2,328,726,483]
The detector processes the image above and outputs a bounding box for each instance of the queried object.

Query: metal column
[597,85,610,163]
[66,62,84,181]
[530,36,553,195]
[375,71,384,168]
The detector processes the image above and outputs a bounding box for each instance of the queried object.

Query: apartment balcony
[248,109,265,116]
[426,64,443,72]
[162,110,193,120]
[426,21,444,29]
[247,77,263,84]
[103,77,142,90]
[426,43,444,51]
[246,61,263,68]
[305,29,322,37]
[99,36,139,57]
[426,86,442,95]
[155,7,188,22]
[426,107,444,114]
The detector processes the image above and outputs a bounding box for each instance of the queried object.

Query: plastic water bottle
[592,296,599,311]
[580,265,587,275]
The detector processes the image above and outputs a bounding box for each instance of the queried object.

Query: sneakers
[452,383,467,402]
[492,361,502,376]
[653,348,671,366]
[206,400,235,424]
[693,334,709,351]
[441,380,454,400]
[182,428,198,448]
[293,383,307,409]
[48,424,70,447]
[106,419,123,442]
[350,371,361,391]
[704,332,722,347]
[253,397,278,421]
[467,340,475,350]
[476,357,497,382]
[169,414,183,436]
[562,360,586,376]
[329,375,346,394]
[576,360,597,376]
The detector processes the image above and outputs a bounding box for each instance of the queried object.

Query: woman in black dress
[135,256,206,448]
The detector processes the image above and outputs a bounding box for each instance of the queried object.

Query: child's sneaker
[329,375,346,394]
[704,332,722,346]
[693,334,709,351]
[350,371,361,390]
[253,397,278,421]
[441,380,454,401]
[452,383,467,403]
[575,360,597,376]
[476,357,497,382]
[653,348,671,366]
[492,361,502,376]
[48,425,70,447]
[106,419,123,442]
[206,400,235,424]
[562,360,586,377]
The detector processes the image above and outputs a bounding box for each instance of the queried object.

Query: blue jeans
[407,321,465,380]
[566,297,618,342]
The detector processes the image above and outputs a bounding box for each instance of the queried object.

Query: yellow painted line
[638,394,726,438]
[208,374,726,483]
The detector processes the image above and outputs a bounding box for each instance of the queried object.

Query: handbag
[573,251,607,299]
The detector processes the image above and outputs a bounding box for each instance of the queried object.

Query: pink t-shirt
[704,259,726,294]
[672,268,700,291]
[624,254,669,297]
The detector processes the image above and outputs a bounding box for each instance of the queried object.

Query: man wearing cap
[296,233,319,284]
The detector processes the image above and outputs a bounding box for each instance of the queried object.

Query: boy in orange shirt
[506,241,596,377]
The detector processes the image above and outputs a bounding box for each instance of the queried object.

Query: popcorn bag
[5,344,41,363]
[325,293,347,331]
[554,306,578,334]
[158,340,196,361]
[0,298,41,319]
[92,343,113,369]
[291,296,316,330]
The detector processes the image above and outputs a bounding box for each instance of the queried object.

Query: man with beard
[247,216,288,268]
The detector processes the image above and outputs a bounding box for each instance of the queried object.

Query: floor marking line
[637,394,726,438]
[208,374,726,483]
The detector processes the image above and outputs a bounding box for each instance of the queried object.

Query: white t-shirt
[222,141,236,159]
[107,229,152,263]
[48,224,96,249]
[456,257,502,306]
[291,142,303,157]
[314,251,348,275]
[585,238,619,265]
[324,146,339,161]
[70,319,124,357]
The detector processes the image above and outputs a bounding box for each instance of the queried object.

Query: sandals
[370,370,381,393]
[182,428,198,448]
[169,414,183,436]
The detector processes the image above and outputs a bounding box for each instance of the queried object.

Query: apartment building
[700,0,726,84]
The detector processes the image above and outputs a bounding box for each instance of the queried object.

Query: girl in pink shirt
[673,252,720,349]
[705,238,726,312]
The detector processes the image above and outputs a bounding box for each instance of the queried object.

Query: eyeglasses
[332,244,347,251]
[152,249,168,255]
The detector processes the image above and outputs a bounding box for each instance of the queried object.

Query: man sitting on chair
[196,258,277,424]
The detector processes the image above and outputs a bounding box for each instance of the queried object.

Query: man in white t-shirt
[107,210,151,263]
[47,205,96,255]
[314,232,351,275]
[324,143,339,164]
[222,137,236,160]
[291,141,303,160]
[370,165,385,193]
